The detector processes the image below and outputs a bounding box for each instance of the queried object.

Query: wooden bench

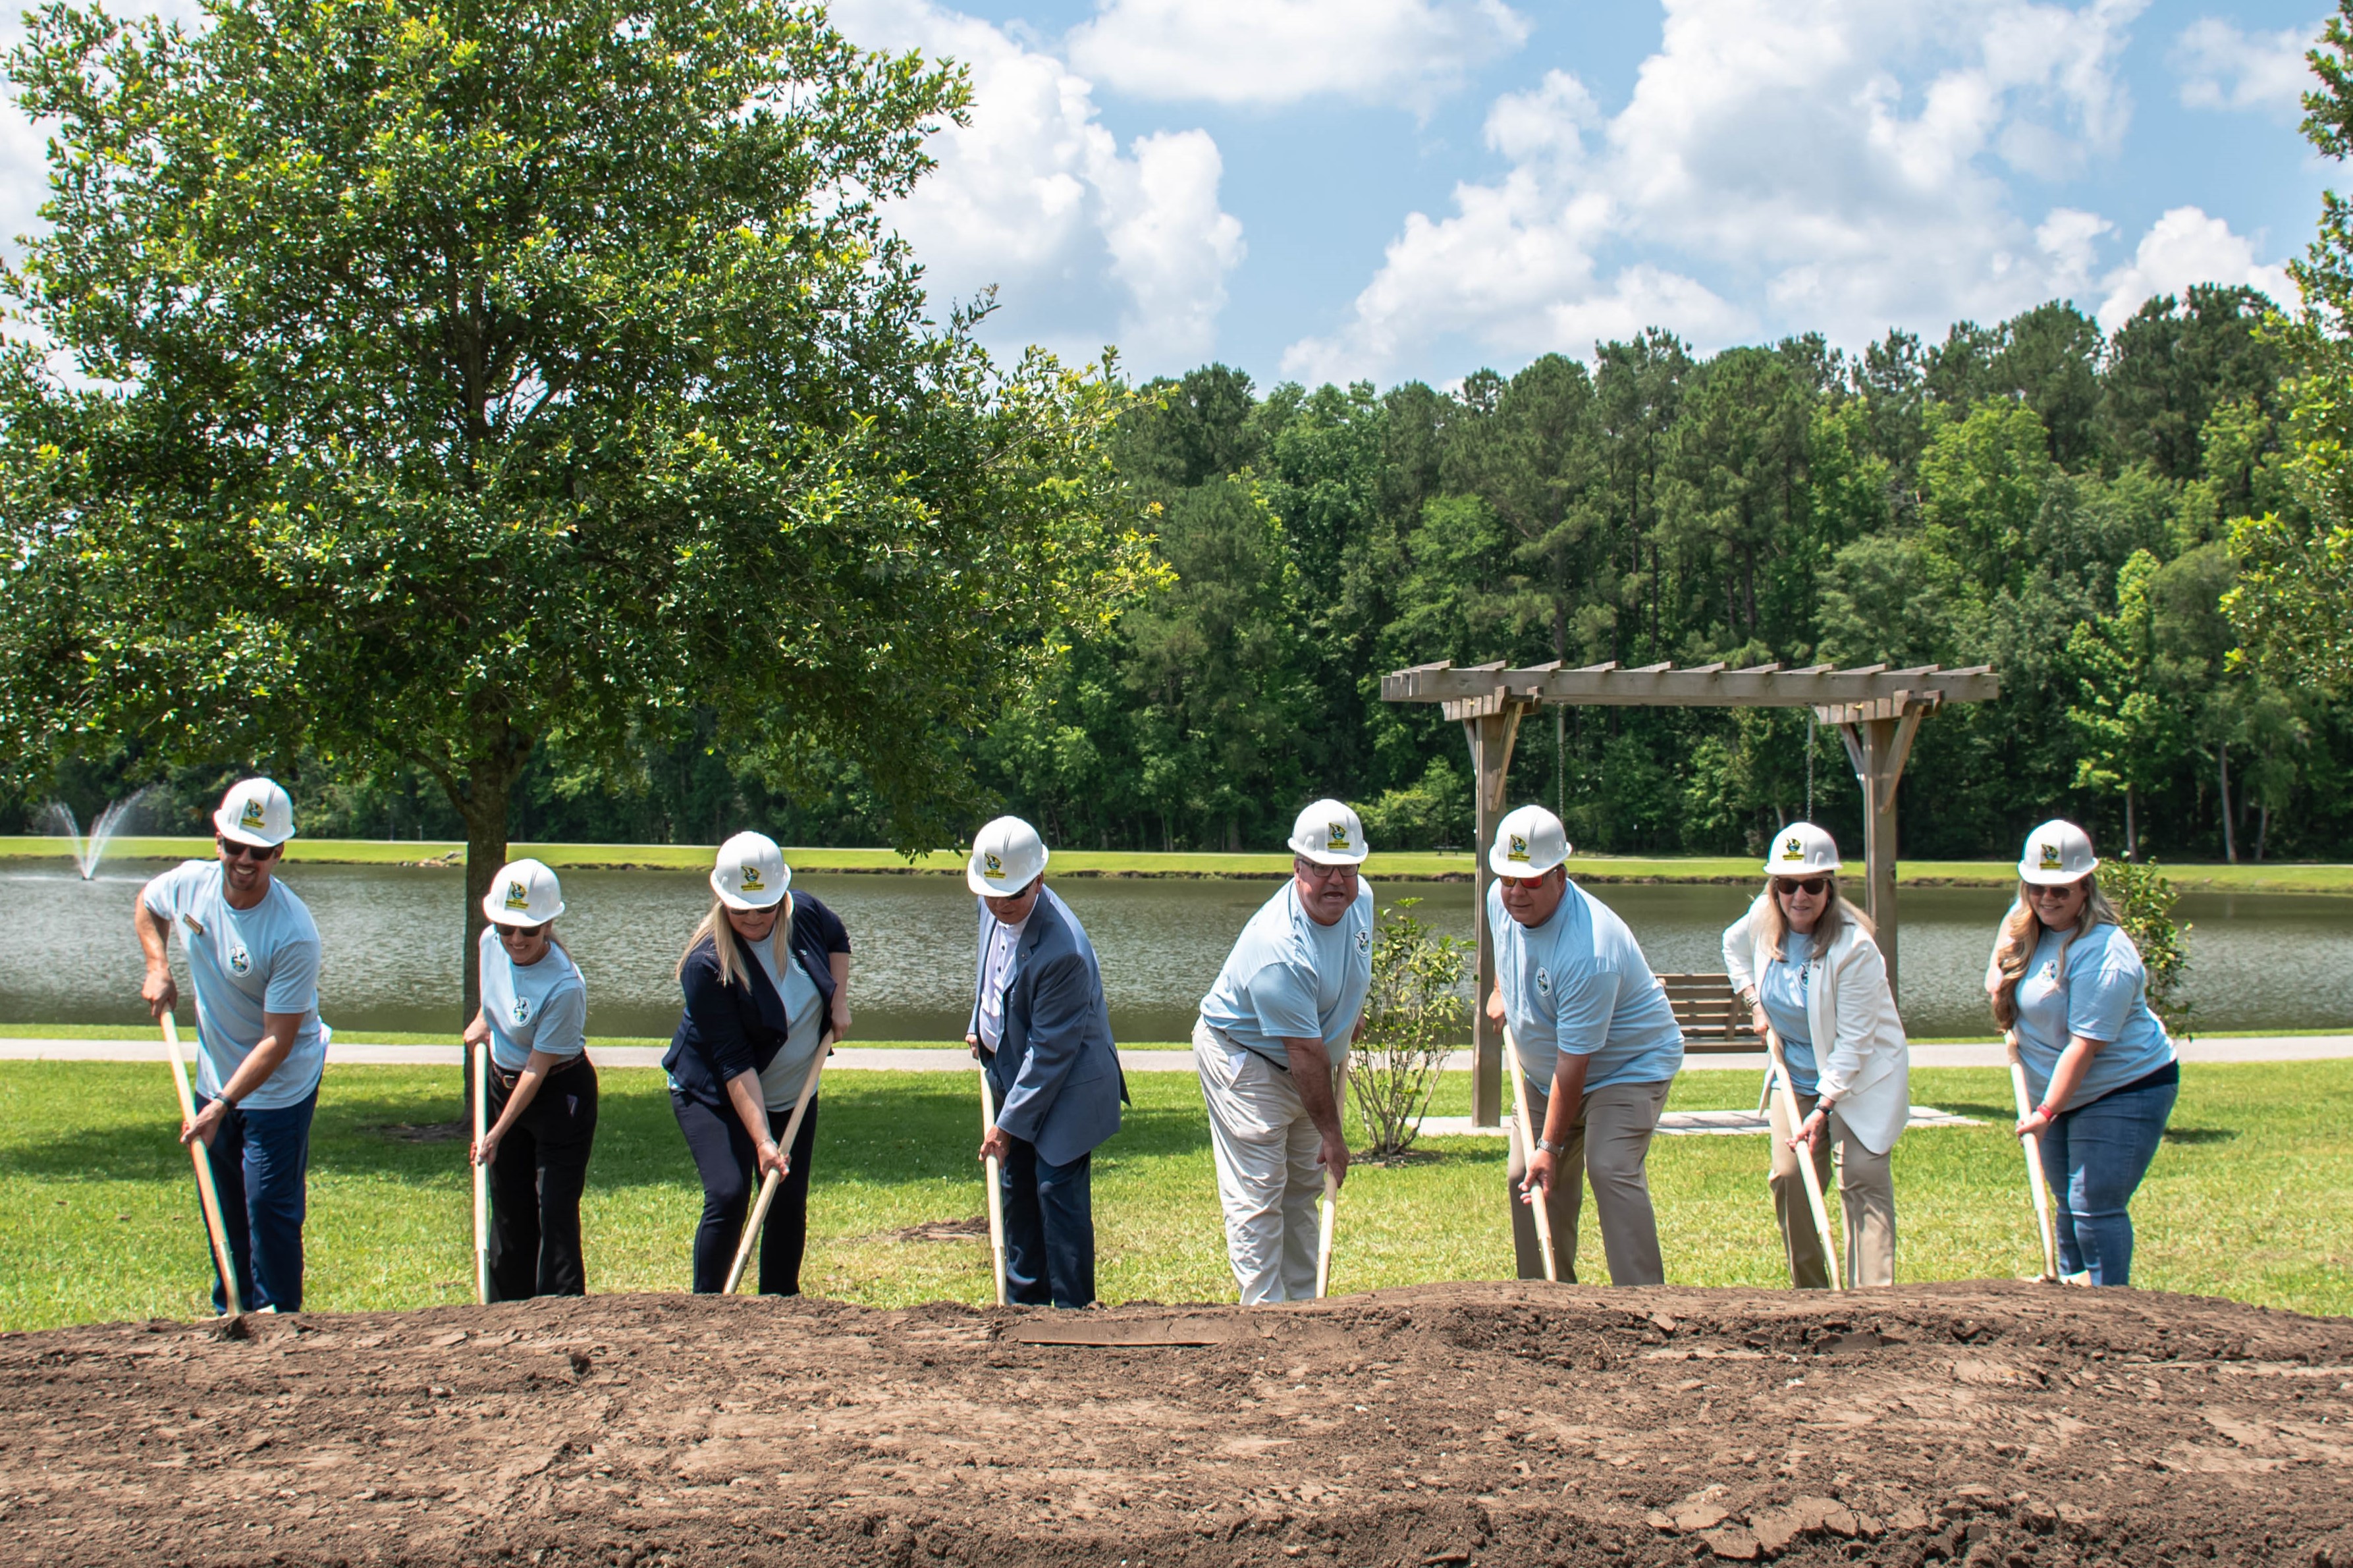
[1659,973,1764,1053]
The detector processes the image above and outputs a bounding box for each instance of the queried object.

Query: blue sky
[2,0,2335,389]
[824,0,2335,387]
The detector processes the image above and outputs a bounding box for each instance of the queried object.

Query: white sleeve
[1816,933,1889,1100]
[1721,898,1762,994]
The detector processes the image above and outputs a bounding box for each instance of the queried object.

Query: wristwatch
[1536,1136,1567,1156]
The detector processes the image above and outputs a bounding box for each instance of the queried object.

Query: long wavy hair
[676,892,794,989]
[1756,873,1872,963]
[1988,876,2121,1027]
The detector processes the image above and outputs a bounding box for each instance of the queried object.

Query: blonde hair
[1989,875,2121,1027]
[676,892,794,989]
[1757,873,1873,962]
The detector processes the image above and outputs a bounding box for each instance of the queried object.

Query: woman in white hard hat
[1986,819,2177,1285]
[466,858,595,1298]
[664,832,852,1294]
[1721,824,1909,1288]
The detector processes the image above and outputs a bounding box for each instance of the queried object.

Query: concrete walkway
[5,1035,2348,1071]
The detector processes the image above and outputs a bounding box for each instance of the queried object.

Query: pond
[5,861,2348,1042]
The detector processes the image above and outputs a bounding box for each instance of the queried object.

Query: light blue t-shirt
[140,859,327,1110]
[2013,922,2176,1106]
[752,935,827,1112]
[1760,929,1817,1096]
[1488,880,1684,1095]
[1199,879,1374,1069]
[476,927,587,1073]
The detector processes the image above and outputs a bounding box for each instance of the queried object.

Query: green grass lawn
[2,1061,2345,1330]
[6,836,2349,891]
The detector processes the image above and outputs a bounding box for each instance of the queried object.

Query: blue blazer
[664,892,850,1112]
[971,886,1125,1166]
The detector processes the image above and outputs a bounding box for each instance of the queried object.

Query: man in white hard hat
[1484,803,1683,1285]
[1193,799,1374,1303]
[965,817,1125,1307]
[134,777,329,1312]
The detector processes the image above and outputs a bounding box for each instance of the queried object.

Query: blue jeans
[195,1089,318,1313]
[2038,1075,2176,1285]
[1000,1139,1096,1308]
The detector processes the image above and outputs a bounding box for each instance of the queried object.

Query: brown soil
[4,1282,2350,1567]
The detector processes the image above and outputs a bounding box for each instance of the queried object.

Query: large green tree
[0,0,1154,1015]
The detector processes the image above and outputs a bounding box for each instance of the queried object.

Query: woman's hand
[759,1138,790,1179]
[829,999,852,1044]
[472,1128,502,1166]
[2014,1106,2053,1139]
[181,1098,228,1149]
[1787,1105,1829,1151]
[1749,1003,1770,1039]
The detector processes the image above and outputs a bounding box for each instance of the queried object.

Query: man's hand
[979,1126,1010,1164]
[1520,1146,1555,1203]
[1484,985,1505,1023]
[182,1098,228,1149]
[1318,1129,1350,1188]
[143,967,179,1021]
[966,1032,981,1060]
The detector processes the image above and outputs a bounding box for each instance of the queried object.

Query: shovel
[1501,1025,1557,1283]
[723,1050,827,1295]
[979,1064,1009,1307]
[471,1041,491,1306]
[1314,1060,1350,1300]
[2005,1031,2061,1282]
[161,1013,242,1317]
[1764,1027,1843,1291]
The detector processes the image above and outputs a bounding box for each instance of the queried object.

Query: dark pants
[1000,1137,1096,1308]
[487,1059,599,1300]
[193,1088,317,1314]
[2039,1074,2178,1285]
[673,1089,821,1295]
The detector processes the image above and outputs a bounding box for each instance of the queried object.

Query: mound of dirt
[3,1281,2349,1566]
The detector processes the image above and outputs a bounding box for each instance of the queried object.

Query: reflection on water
[4,861,2348,1042]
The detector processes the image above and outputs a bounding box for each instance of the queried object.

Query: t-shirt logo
[502,879,531,911]
[1506,832,1530,863]
[984,850,1004,877]
[1326,821,1350,852]
[512,997,531,1023]
[739,865,764,893]
[2038,841,2063,871]
[238,798,265,830]
[229,944,252,976]
[1355,929,1370,954]
[1781,834,1804,861]
[1535,967,1552,996]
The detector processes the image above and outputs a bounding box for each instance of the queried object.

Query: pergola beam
[1382,658,2001,1128]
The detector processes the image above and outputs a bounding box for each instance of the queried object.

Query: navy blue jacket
[971,886,1125,1166]
[664,892,850,1112]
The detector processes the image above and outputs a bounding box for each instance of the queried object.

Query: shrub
[1348,898,1470,1160]
[2108,859,2194,1039]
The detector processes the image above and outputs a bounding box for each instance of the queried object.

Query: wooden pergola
[1381,659,2002,1126]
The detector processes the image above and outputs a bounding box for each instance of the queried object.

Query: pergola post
[1446,684,1536,1129]
[1825,702,1927,1007]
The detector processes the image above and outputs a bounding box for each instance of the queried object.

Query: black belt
[491,1054,587,1090]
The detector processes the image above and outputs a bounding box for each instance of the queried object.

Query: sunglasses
[500,921,551,940]
[2027,882,2086,900]
[1773,877,1829,897]
[217,839,279,861]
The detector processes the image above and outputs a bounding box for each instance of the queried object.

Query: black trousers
[673,1089,821,1295]
[1000,1137,1096,1309]
[486,1059,598,1300]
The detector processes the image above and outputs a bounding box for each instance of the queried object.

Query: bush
[1348,898,1470,1160]
[2107,859,2193,1039]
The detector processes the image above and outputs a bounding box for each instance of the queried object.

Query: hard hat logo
[239,799,265,828]
[1326,821,1350,850]
[502,879,530,911]
[1781,835,1804,860]
[1506,833,1530,863]
[984,851,1003,877]
[740,866,764,892]
[2039,842,2062,870]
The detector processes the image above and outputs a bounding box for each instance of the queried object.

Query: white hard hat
[1288,798,1369,866]
[1488,803,1571,878]
[711,830,790,910]
[1763,822,1841,877]
[214,776,296,848]
[483,857,565,927]
[968,816,1049,896]
[2018,819,2098,886]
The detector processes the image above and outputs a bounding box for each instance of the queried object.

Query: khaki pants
[1505,1078,1671,1285]
[1768,1090,1897,1288]
[1194,1019,1337,1304]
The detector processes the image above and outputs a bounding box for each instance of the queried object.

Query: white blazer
[1721,893,1911,1154]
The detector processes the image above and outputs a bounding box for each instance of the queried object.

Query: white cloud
[2173,16,2317,115]
[1066,0,1529,110]
[834,0,1245,371]
[2094,204,2295,328]
[1285,0,2179,383]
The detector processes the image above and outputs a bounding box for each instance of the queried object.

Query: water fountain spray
[38,788,153,879]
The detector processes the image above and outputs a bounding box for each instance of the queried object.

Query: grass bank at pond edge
[1,1060,2345,1330]
[7,836,2351,891]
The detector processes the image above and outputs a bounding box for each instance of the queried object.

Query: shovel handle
[161,1014,242,1317]
[979,1067,1008,1307]
[1764,1029,1844,1291]
[472,1041,491,1305]
[723,1050,827,1295]
[1503,1026,1557,1283]
[2006,1033,2061,1280]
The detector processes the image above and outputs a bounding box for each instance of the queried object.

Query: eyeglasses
[217,839,279,861]
[1774,877,1829,897]
[2027,882,2086,900]
[1296,861,1359,882]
